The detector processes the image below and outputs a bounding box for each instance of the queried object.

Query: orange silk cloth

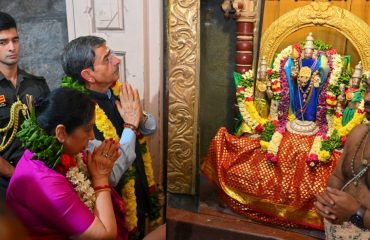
[201,127,340,230]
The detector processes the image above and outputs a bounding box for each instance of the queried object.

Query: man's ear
[81,68,95,84]
[55,124,68,143]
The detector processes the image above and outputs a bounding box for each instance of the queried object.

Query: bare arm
[315,125,366,222]
[315,126,356,220]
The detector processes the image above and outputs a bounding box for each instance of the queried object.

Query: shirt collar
[89,88,112,100]
[0,68,23,83]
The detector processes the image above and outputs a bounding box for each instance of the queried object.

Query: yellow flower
[318,150,331,162]
[260,140,269,151]
[122,179,137,231]
[138,136,155,187]
[95,90,162,233]
[333,116,342,130]
[111,81,122,96]
[335,112,365,137]
[326,99,337,105]
[95,105,119,140]
[245,102,267,126]
[288,110,296,121]
[95,104,138,231]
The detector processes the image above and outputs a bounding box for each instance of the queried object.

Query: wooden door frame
[65,0,164,184]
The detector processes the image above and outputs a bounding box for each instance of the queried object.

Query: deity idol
[286,33,329,121]
[341,61,363,126]
[254,56,270,118]
[285,33,329,134]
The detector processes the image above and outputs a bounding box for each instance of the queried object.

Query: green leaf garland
[17,110,63,169]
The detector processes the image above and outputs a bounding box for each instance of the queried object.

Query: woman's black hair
[35,88,95,135]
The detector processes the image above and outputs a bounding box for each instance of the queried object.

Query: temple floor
[201,127,340,230]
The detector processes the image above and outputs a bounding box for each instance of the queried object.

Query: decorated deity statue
[342,61,363,126]
[285,32,329,135]
[254,56,270,118]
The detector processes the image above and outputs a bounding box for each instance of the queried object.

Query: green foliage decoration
[61,75,88,93]
[16,109,63,169]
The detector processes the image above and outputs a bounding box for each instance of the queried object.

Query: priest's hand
[324,187,360,224]
[314,189,337,222]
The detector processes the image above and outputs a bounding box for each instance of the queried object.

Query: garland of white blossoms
[236,45,292,160]
[66,153,96,212]
[325,54,342,135]
[237,46,292,133]
[237,70,267,132]
[269,45,292,120]
[307,54,342,165]
[236,44,368,166]
[264,46,293,157]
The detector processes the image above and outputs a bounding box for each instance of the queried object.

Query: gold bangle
[94,188,112,195]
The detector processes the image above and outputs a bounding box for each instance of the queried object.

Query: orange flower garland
[61,76,161,236]
[97,81,161,234]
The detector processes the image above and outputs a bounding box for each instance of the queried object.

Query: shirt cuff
[120,128,136,145]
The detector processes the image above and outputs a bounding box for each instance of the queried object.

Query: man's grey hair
[61,36,106,83]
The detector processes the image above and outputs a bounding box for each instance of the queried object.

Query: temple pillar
[222,0,256,73]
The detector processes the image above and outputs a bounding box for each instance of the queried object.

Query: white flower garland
[266,131,283,155]
[65,154,96,212]
[269,46,292,119]
[236,70,266,132]
[307,53,342,165]
[326,54,342,134]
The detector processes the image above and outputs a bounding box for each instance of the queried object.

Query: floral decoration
[62,77,162,238]
[64,153,96,212]
[234,40,368,167]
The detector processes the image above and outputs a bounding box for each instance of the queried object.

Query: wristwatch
[350,205,367,229]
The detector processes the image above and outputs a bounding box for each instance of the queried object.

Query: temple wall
[199,1,236,160]
[0,0,68,90]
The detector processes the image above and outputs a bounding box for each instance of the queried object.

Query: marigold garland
[121,178,138,232]
[97,81,161,236]
[62,77,162,237]
[94,99,140,233]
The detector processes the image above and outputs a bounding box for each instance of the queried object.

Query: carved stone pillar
[222,0,256,74]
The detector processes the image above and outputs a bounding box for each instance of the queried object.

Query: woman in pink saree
[6,88,128,239]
